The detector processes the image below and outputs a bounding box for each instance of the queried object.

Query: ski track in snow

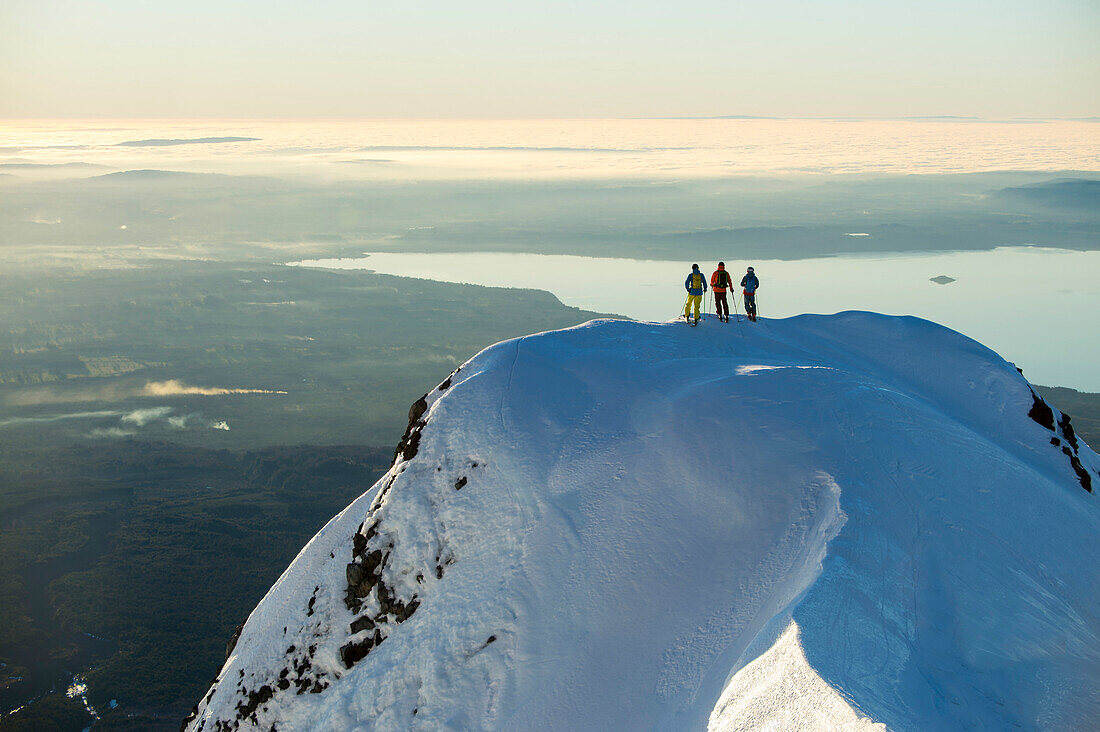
[183,312,1100,732]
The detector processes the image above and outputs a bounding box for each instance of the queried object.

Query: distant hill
[0,162,109,170]
[91,169,196,179]
[87,169,233,184]
[994,178,1100,211]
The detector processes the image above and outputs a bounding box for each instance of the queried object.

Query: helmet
[692,263,699,270]
[718,261,725,267]
[747,266,754,272]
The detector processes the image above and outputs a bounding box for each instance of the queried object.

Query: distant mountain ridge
[994,177,1100,210]
[114,137,259,147]
[90,169,223,180]
[0,162,108,169]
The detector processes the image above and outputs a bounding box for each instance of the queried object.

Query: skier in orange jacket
[710,262,732,322]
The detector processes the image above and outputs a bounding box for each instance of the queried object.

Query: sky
[1,0,1098,119]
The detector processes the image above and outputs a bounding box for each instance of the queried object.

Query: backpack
[713,270,729,289]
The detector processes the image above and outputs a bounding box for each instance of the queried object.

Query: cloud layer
[5,380,286,406]
[141,380,287,396]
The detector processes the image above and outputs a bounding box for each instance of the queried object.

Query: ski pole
[733,292,745,337]
[682,293,691,320]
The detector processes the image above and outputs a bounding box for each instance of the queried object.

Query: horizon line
[1,115,1098,124]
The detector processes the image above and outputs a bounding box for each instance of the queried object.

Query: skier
[710,262,732,322]
[683,263,707,326]
[741,266,760,322]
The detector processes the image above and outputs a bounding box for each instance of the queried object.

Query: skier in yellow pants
[683,263,707,326]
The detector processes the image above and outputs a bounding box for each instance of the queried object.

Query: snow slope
[184,313,1100,731]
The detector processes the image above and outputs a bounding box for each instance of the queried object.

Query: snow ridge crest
[185,314,1100,731]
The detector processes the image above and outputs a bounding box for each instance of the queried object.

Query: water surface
[294,247,1099,391]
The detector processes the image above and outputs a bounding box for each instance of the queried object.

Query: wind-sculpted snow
[184,313,1100,731]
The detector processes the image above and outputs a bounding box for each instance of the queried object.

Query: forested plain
[0,260,604,730]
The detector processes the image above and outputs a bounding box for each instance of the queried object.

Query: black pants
[744,292,757,316]
[714,291,729,319]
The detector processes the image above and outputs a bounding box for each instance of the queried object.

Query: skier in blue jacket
[683,264,707,325]
[741,267,760,322]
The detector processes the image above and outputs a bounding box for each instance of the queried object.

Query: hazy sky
[2,0,1097,118]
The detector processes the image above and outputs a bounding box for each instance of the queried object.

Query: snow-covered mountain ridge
[184,312,1099,731]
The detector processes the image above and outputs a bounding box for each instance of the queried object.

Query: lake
[292,247,1100,392]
